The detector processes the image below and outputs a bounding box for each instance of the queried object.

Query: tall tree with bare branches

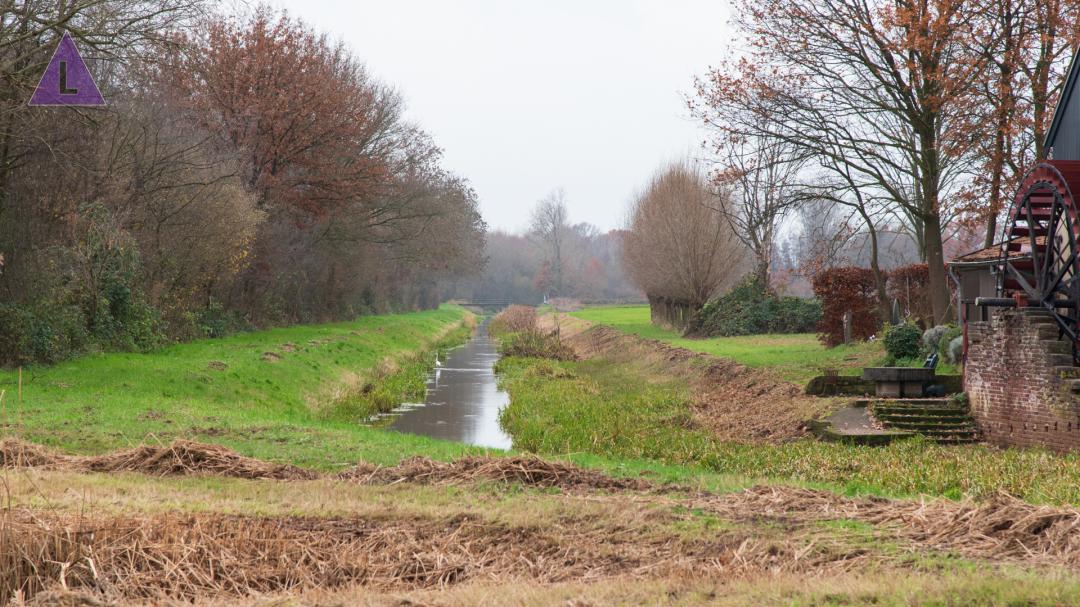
[693,0,984,323]
[529,189,570,297]
[712,127,807,291]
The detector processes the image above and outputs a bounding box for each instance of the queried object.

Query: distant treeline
[0,4,485,366]
[463,187,641,305]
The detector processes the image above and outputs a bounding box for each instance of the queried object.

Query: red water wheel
[1000,162,1080,349]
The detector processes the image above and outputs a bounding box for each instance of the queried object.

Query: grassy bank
[0,306,490,470]
[572,305,881,381]
[498,355,1080,505]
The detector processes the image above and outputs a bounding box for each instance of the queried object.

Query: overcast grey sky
[269,0,733,232]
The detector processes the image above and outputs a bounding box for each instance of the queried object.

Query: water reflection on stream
[383,319,512,449]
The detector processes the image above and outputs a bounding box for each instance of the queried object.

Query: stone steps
[870,402,967,413]
[856,397,965,408]
[868,398,979,444]
[874,412,972,424]
[1029,308,1080,391]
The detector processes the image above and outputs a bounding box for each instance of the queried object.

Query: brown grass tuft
[338,455,651,491]
[0,439,316,481]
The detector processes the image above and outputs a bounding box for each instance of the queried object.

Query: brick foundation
[965,309,1080,451]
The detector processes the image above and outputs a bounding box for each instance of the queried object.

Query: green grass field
[0,305,771,490]
[7,299,1074,505]
[0,306,496,470]
[572,305,883,381]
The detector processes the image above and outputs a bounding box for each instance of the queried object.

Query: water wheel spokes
[1001,163,1080,352]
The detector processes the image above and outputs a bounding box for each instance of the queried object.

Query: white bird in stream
[435,354,442,368]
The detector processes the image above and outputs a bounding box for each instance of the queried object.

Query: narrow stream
[384,319,512,449]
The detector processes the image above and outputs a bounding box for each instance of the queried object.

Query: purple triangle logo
[28,32,105,106]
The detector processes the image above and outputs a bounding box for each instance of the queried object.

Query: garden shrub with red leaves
[811,267,882,347]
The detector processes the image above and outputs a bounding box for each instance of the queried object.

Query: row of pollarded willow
[621,161,749,331]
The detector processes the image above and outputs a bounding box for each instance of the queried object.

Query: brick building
[964,309,1080,451]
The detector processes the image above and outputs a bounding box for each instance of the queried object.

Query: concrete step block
[1048,353,1075,367]
[1043,340,1072,354]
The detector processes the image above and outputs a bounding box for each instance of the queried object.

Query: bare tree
[713,129,807,291]
[692,0,985,323]
[622,160,749,330]
[529,189,570,297]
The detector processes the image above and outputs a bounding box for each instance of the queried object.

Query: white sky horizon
[268,0,734,232]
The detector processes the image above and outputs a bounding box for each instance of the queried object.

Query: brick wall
[965,309,1080,451]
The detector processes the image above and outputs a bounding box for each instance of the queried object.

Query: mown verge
[4,439,1080,606]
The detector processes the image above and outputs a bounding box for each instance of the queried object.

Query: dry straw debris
[338,455,652,491]
[0,439,316,480]
[705,485,1080,567]
[0,438,60,467]
[1,440,648,489]
[0,506,862,604]
[6,439,1080,602]
[75,441,318,480]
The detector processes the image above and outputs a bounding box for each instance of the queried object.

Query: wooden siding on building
[1046,47,1080,160]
